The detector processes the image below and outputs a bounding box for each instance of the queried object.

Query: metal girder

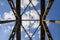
[8,0,20,19]
[8,0,54,40]
[29,0,40,16]
[41,0,54,40]
[1,0,60,40]
[21,0,40,40]
[31,25,40,37]
[42,0,54,19]
[9,23,18,40]
[21,0,40,39]
[22,19,40,21]
[0,20,60,25]
[16,0,21,40]
[6,0,57,40]
[21,25,32,40]
[22,0,40,16]
[22,2,30,15]
[8,0,40,39]
[8,0,21,40]
[40,0,45,40]
[0,20,16,24]
[43,20,60,24]
[43,1,54,40]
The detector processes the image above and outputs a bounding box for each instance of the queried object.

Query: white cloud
[11,26,14,30]
[2,10,49,40]
[21,0,38,9]
[22,10,40,20]
[2,9,41,39]
[4,29,9,33]
[4,25,14,33]
[25,32,32,38]
[22,10,40,29]
[3,11,16,20]
[0,10,40,33]
[32,21,39,28]
[46,21,50,26]
[22,21,30,30]
[25,34,28,38]
[22,14,30,20]
[0,14,2,20]
[1,9,49,40]
[0,0,41,39]
[21,0,29,8]
[0,24,1,26]
[29,0,38,7]
[4,26,11,33]
[21,27,23,32]
[25,32,35,38]
[2,9,40,32]
[31,0,38,6]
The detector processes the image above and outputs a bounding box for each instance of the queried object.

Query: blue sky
[0,0,60,40]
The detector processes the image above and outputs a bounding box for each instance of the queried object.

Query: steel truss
[0,0,60,40]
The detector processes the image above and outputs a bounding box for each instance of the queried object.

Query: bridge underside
[1,0,60,40]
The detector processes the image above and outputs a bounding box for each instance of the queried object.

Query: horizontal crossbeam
[0,20,16,24]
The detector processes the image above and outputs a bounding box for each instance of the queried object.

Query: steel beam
[43,20,60,24]
[40,0,45,40]
[7,0,55,40]
[16,0,21,40]
[42,0,54,40]
[0,20,16,24]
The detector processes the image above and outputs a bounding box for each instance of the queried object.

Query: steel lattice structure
[0,0,60,40]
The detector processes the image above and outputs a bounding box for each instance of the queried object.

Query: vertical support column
[40,0,45,40]
[16,0,21,40]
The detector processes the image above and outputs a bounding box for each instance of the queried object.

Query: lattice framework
[0,0,60,40]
